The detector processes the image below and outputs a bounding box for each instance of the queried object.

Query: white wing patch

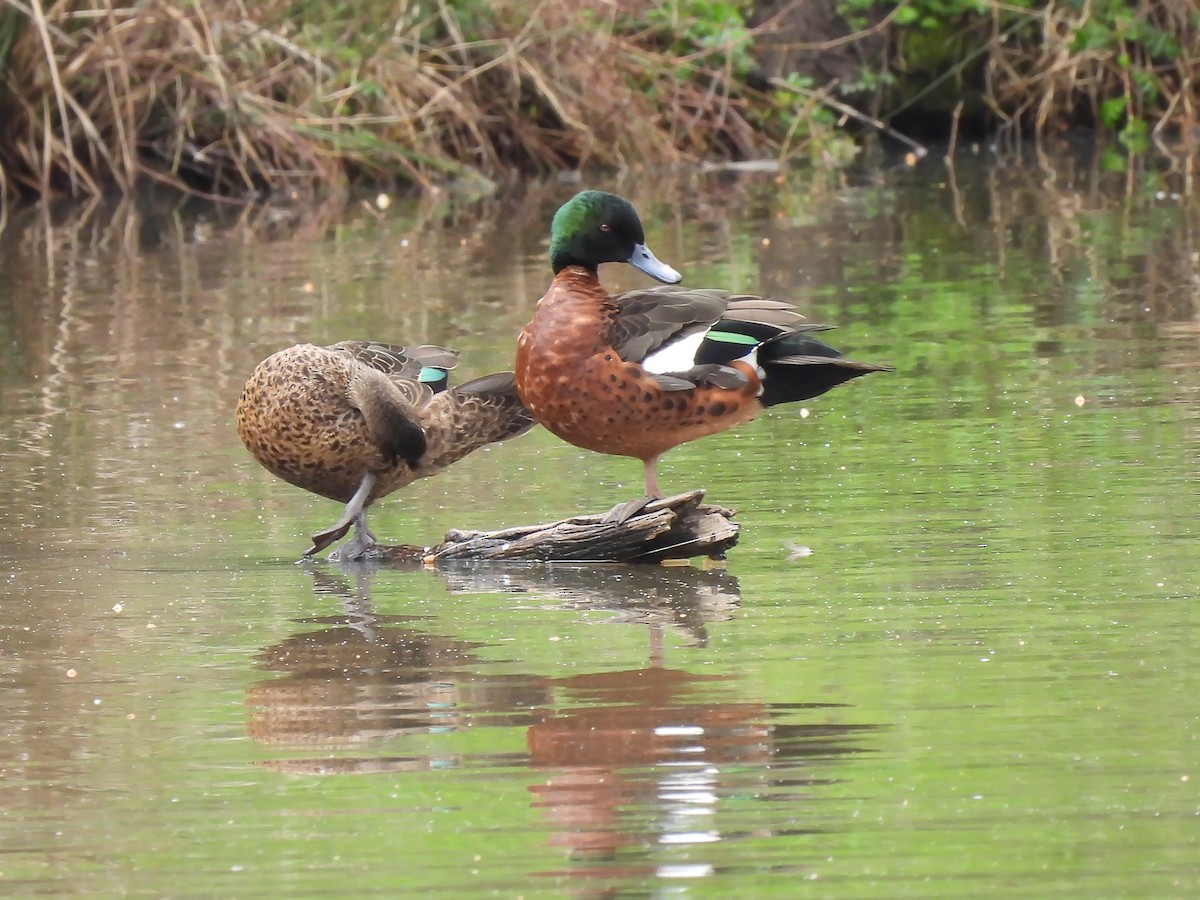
[641,332,706,374]
[641,332,762,376]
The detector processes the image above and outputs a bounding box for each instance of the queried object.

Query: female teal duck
[237,341,533,559]
[515,190,891,505]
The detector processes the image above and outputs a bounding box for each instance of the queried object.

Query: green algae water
[1,156,1197,896]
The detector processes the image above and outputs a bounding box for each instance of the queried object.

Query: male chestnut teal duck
[237,341,533,559]
[515,190,892,505]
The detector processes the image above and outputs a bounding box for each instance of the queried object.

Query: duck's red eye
[599,223,610,232]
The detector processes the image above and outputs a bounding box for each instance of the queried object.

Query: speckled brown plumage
[516,269,761,468]
[236,341,533,557]
[518,189,891,505]
[516,272,891,501]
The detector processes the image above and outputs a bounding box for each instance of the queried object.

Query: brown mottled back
[236,343,532,507]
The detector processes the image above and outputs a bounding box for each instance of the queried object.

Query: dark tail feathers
[759,332,893,407]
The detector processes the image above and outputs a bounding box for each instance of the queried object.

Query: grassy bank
[0,0,1195,202]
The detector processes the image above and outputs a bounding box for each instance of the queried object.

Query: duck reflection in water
[246,564,550,770]
[245,562,878,885]
[245,562,737,768]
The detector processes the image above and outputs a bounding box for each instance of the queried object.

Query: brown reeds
[0,0,1197,204]
[0,0,782,202]
[983,0,1200,148]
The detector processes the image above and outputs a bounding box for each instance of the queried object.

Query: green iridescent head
[548,190,681,283]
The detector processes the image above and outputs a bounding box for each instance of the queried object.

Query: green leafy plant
[835,0,1195,152]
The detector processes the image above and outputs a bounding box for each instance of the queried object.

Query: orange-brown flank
[515,267,763,463]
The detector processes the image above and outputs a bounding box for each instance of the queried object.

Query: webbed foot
[327,522,379,562]
[601,497,655,525]
[307,519,355,557]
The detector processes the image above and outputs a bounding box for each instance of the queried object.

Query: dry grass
[0,0,780,202]
[0,0,1196,205]
[983,0,1199,147]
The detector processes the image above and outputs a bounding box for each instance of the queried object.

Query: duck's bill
[628,243,682,284]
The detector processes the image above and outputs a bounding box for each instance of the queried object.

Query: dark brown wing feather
[418,371,535,471]
[649,365,750,392]
[455,372,537,443]
[609,287,730,362]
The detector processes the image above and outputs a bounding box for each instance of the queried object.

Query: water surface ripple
[1,158,1197,896]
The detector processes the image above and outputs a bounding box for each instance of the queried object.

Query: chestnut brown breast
[515,268,763,463]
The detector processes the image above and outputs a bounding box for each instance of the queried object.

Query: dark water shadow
[435,560,742,649]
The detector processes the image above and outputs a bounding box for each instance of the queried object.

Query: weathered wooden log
[431,490,737,563]
[368,490,738,564]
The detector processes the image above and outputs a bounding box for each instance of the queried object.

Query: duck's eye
[599,223,611,232]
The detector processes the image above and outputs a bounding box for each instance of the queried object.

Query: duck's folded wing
[609,287,731,362]
[611,288,821,361]
[648,364,752,392]
[329,341,458,377]
[330,341,460,395]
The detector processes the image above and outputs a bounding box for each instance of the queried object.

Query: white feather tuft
[641,332,761,374]
[641,333,706,374]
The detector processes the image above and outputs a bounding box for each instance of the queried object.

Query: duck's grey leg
[306,472,377,557]
[643,456,662,500]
